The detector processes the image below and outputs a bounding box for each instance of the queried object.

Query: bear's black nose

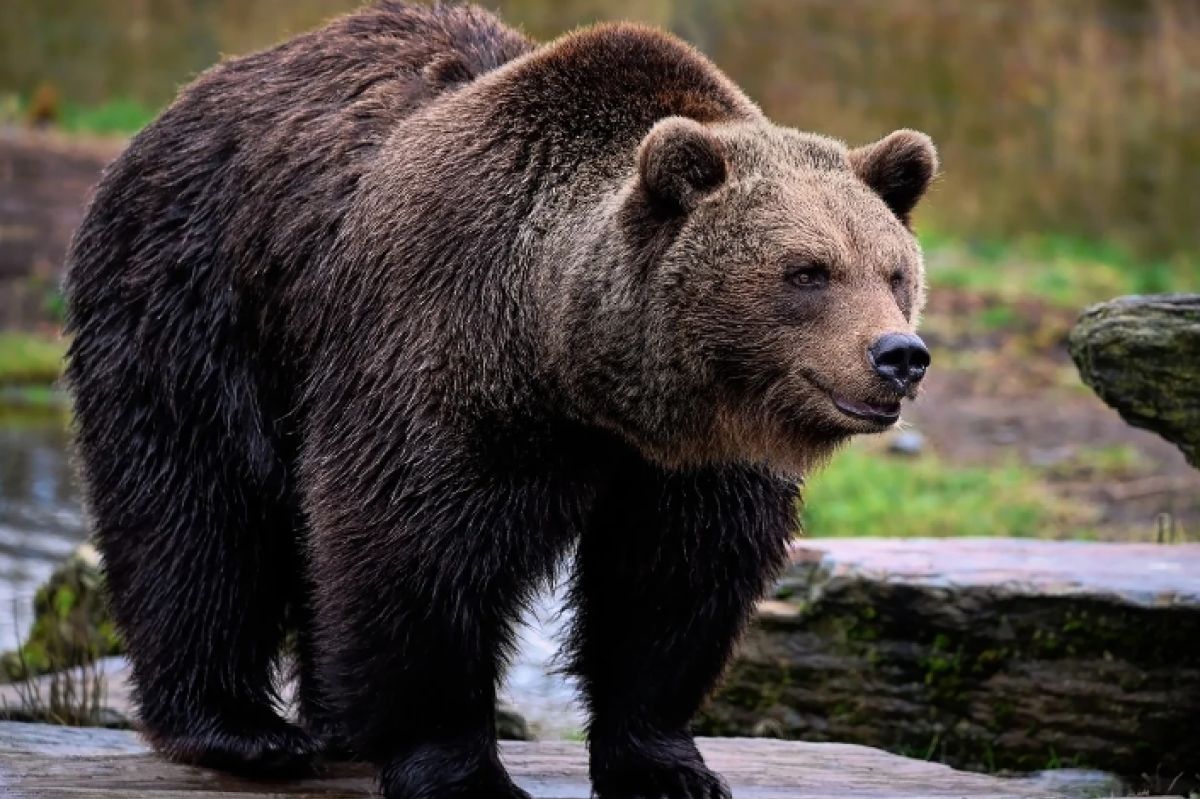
[869,333,930,393]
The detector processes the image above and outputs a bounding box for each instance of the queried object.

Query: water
[0,421,86,653]
[0,415,582,736]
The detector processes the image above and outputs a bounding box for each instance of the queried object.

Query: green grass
[56,98,157,136]
[801,440,1088,539]
[975,304,1020,332]
[0,333,66,387]
[919,230,1200,310]
[3,94,157,136]
[1041,444,1150,482]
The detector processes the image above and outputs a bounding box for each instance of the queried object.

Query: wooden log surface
[0,721,1159,799]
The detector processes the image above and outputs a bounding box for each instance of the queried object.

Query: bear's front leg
[569,460,798,799]
[304,430,587,799]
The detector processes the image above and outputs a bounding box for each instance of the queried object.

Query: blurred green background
[4,0,1199,262]
[0,0,1197,551]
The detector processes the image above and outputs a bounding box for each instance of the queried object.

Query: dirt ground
[911,289,1200,541]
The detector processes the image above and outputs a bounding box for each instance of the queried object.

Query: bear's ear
[637,117,728,213]
[850,129,938,226]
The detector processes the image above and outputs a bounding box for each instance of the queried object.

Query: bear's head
[563,117,937,476]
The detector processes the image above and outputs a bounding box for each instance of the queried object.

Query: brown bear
[63,3,936,798]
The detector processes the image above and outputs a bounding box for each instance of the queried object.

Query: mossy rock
[697,539,1200,784]
[496,703,534,741]
[1069,294,1200,467]
[0,543,122,683]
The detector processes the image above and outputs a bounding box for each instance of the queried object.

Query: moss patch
[1,545,122,684]
[699,571,1200,778]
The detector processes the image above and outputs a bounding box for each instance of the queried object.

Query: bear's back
[66,2,533,375]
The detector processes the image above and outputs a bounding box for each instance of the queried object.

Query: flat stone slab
[784,537,1200,607]
[0,721,1152,799]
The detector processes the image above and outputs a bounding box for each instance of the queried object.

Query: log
[1068,294,1200,467]
[0,720,1152,798]
[697,538,1200,783]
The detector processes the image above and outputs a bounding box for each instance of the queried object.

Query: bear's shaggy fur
[64,3,937,798]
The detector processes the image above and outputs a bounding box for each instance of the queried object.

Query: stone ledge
[780,537,1200,606]
[699,538,1200,785]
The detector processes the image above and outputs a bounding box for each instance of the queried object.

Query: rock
[497,701,534,740]
[1069,294,1200,467]
[0,542,122,726]
[696,538,1200,788]
[887,429,926,457]
[1019,769,1129,798]
[0,543,121,685]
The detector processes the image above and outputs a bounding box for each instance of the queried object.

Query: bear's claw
[593,764,731,799]
[378,740,532,799]
[590,735,731,799]
[152,714,322,777]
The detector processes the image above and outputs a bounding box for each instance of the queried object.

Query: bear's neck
[443,25,766,462]
[339,24,763,458]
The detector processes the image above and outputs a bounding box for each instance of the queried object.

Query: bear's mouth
[830,394,902,426]
[798,371,904,427]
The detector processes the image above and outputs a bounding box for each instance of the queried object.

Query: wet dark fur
[60,3,915,798]
[64,4,794,798]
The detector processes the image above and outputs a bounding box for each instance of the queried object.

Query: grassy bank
[0,334,68,421]
[0,333,65,387]
[920,231,1200,310]
[56,98,156,136]
[2,94,155,136]
[6,85,1200,308]
[6,89,1199,309]
[801,439,1094,539]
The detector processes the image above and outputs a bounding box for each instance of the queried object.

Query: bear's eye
[786,263,830,290]
[889,271,905,291]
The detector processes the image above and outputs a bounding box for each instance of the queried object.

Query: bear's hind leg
[76,375,319,775]
[568,460,797,799]
[98,467,318,774]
